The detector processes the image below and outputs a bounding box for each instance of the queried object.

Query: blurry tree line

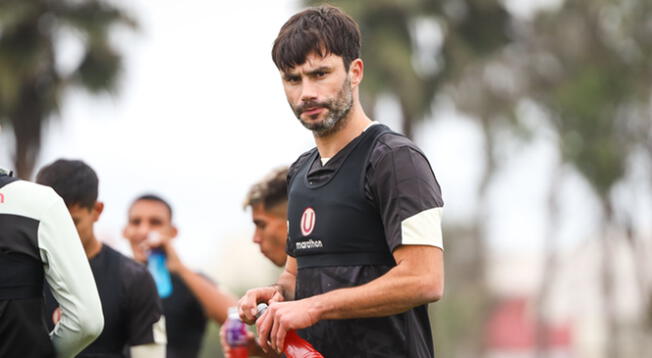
[1,0,651,357]
[0,0,136,179]
[309,0,651,358]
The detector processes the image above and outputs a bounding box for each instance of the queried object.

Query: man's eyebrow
[306,66,332,75]
[283,66,332,79]
[283,72,300,80]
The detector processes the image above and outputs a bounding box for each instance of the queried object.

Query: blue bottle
[147,248,173,298]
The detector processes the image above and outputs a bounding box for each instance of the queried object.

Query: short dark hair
[131,194,173,220]
[36,159,98,210]
[243,166,289,212]
[272,5,361,72]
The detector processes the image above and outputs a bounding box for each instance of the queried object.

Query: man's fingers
[256,310,272,352]
[275,323,287,354]
[239,293,258,323]
[269,311,280,352]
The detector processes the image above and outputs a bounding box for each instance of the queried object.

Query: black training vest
[288,124,396,269]
[0,175,45,299]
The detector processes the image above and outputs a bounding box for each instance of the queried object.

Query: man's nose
[135,223,150,237]
[252,230,262,244]
[300,80,318,103]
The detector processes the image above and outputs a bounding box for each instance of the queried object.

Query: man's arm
[257,246,443,353]
[306,246,442,318]
[39,193,104,357]
[163,241,237,324]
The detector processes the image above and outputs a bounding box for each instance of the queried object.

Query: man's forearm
[177,265,237,324]
[306,246,443,321]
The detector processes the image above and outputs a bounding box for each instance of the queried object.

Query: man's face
[282,53,354,137]
[68,202,103,250]
[123,199,176,263]
[251,203,287,267]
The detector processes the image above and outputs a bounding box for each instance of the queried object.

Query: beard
[292,77,353,137]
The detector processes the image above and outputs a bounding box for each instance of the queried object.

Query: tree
[0,0,136,178]
[502,1,652,356]
[304,0,512,139]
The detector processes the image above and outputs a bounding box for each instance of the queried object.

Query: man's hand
[255,299,320,354]
[219,322,281,358]
[238,286,285,324]
[160,239,184,274]
[144,231,184,274]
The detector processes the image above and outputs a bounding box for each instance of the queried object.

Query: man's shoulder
[0,180,62,219]
[101,245,153,283]
[288,147,317,180]
[369,129,426,165]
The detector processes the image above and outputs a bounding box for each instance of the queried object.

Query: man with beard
[238,5,445,358]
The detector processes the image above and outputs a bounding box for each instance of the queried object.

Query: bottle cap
[256,303,268,319]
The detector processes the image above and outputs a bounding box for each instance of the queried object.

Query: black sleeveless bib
[288,124,396,269]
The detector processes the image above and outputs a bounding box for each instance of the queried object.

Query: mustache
[294,100,331,115]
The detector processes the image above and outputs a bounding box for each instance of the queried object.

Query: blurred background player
[36,159,166,358]
[221,166,289,357]
[0,167,103,357]
[243,166,289,268]
[123,194,237,358]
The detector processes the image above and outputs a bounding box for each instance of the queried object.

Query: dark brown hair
[36,159,98,210]
[272,5,361,72]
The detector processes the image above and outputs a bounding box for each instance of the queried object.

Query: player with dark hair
[239,5,445,357]
[36,159,166,358]
[0,167,104,357]
[123,194,237,358]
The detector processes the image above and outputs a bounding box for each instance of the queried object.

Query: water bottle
[256,303,323,358]
[147,247,173,298]
[226,307,249,358]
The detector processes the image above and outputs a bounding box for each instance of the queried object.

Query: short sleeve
[367,143,444,252]
[126,267,166,346]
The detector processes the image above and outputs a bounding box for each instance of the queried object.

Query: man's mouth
[302,107,324,116]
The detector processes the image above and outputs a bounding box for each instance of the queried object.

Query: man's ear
[93,201,104,222]
[169,225,179,239]
[349,58,364,87]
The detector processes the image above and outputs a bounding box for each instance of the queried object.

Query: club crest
[300,207,316,236]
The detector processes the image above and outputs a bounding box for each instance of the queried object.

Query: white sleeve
[38,195,104,358]
[130,342,166,358]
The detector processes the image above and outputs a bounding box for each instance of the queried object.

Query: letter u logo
[300,207,316,236]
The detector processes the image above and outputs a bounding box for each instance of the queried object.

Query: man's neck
[314,102,371,158]
[84,237,103,259]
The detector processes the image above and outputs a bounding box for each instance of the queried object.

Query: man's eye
[316,71,326,77]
